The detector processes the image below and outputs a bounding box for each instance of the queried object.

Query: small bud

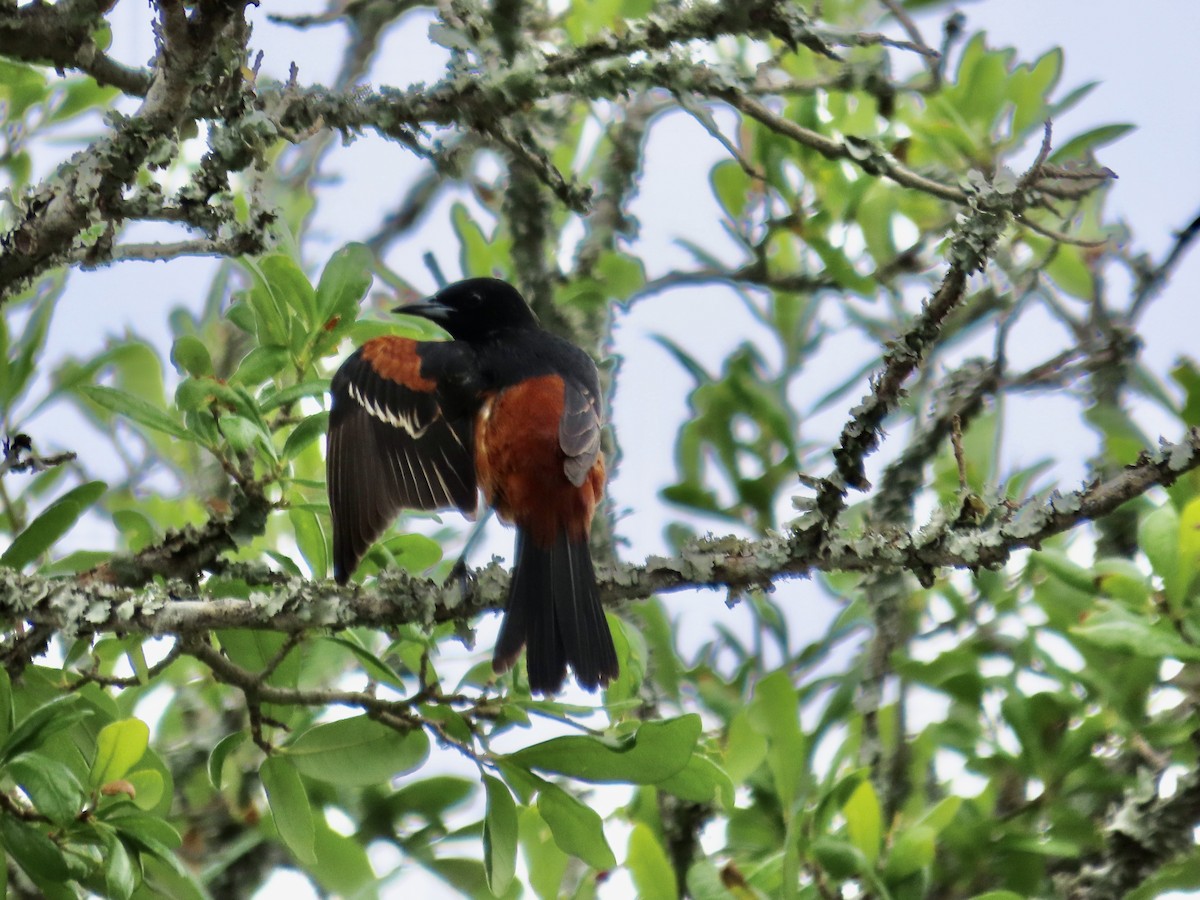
[101,780,136,799]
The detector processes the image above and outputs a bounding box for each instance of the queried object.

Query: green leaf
[0,668,11,746]
[0,480,106,570]
[1178,496,1200,603]
[316,243,374,325]
[857,182,898,264]
[312,816,379,898]
[627,822,678,900]
[79,384,190,440]
[884,825,935,882]
[90,718,150,788]
[506,715,700,784]
[260,756,317,866]
[219,630,301,687]
[231,344,291,386]
[285,715,429,786]
[289,508,328,580]
[724,708,768,784]
[219,414,263,454]
[811,836,866,880]
[1096,559,1152,606]
[564,0,622,42]
[605,613,648,705]
[685,859,737,900]
[482,774,518,895]
[242,256,303,343]
[1043,244,1094,300]
[125,768,165,810]
[0,814,68,882]
[7,753,85,823]
[225,298,257,335]
[0,694,91,763]
[209,731,248,789]
[842,780,883,864]
[104,832,137,900]
[1127,853,1200,900]
[322,635,406,689]
[711,159,752,220]
[126,639,151,683]
[39,549,110,576]
[264,254,318,325]
[48,79,119,124]
[1071,603,1200,661]
[170,336,213,377]
[536,782,616,870]
[391,775,476,818]
[749,670,805,815]
[915,796,962,834]
[112,509,157,552]
[174,376,216,413]
[378,532,444,574]
[1049,123,1135,163]
[1011,48,1061,137]
[596,251,646,302]
[140,855,207,900]
[260,378,330,413]
[451,203,510,278]
[519,805,569,899]
[660,752,734,806]
[2,286,57,409]
[283,411,329,461]
[1139,503,1182,606]
[807,236,875,296]
[106,808,183,856]
[1033,550,1095,595]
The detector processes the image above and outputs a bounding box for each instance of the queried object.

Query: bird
[325,277,619,695]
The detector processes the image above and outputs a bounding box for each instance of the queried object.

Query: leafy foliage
[0,0,1195,898]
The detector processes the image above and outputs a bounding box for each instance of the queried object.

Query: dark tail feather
[493,528,619,694]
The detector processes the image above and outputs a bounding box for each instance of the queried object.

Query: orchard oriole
[326,278,619,694]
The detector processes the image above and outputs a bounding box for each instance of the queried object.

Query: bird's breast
[474,375,604,544]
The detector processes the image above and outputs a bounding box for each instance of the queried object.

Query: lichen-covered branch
[826,265,968,501]
[82,482,274,588]
[0,0,1113,305]
[1065,766,1200,900]
[0,0,152,95]
[4,426,1197,643]
[808,155,1047,527]
[0,0,253,301]
[574,93,657,276]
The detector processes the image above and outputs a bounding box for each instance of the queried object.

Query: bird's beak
[392,299,450,323]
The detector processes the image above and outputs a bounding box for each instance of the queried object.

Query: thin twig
[878,0,936,63]
[1129,207,1200,318]
[1018,216,1111,248]
[724,92,967,204]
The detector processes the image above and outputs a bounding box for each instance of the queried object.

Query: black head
[395,278,539,342]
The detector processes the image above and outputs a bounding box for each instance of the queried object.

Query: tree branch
[812,264,969,522]
[5,427,1198,638]
[1066,765,1200,900]
[0,0,251,302]
[0,0,152,96]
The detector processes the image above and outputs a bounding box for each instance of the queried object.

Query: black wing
[327,339,477,583]
[558,377,603,488]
